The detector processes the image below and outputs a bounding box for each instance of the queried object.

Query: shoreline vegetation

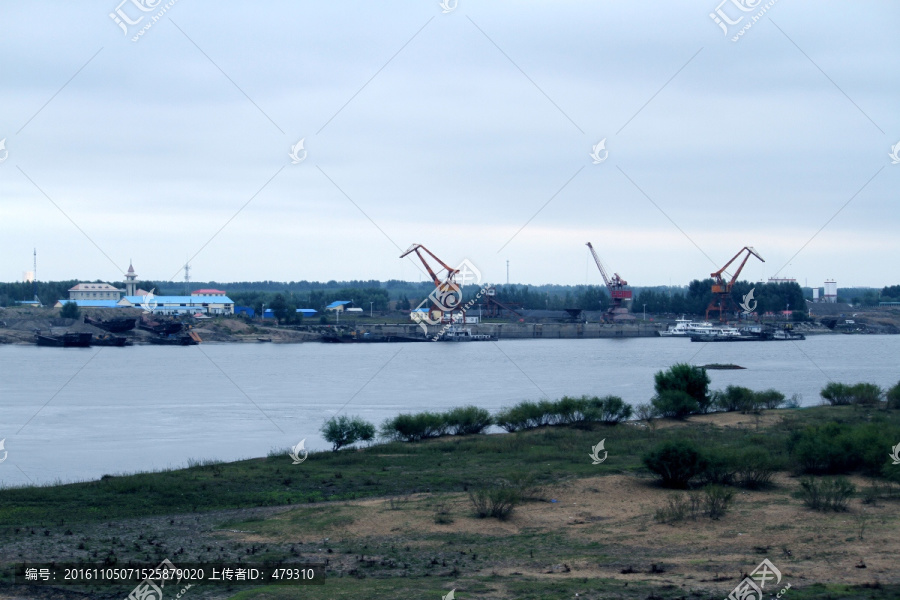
[1,369,899,599]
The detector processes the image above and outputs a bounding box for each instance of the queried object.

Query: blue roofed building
[235,306,256,317]
[54,299,121,309]
[117,295,234,315]
[296,308,318,317]
[325,300,352,312]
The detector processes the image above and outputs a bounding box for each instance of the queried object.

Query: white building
[68,283,124,301]
[117,295,234,315]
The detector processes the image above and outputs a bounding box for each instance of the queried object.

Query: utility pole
[370,301,374,318]
[506,260,509,285]
[643,303,647,321]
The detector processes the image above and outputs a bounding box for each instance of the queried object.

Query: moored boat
[34,332,93,347]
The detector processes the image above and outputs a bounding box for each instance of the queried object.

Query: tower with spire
[125,261,138,296]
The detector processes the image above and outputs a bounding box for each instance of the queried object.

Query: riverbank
[1,405,898,599]
[0,306,853,345]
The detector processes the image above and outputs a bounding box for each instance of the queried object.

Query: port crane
[586,242,634,321]
[705,246,765,322]
[399,243,462,320]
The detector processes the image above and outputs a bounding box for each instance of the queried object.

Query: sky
[0,1,898,288]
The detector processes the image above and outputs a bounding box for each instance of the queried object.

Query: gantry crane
[586,242,634,321]
[400,243,462,321]
[705,246,765,322]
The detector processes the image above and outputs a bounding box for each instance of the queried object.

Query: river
[1,335,897,485]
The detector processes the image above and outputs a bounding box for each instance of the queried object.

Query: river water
[1,335,897,485]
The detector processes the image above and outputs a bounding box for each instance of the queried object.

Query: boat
[34,332,93,347]
[658,316,715,337]
[689,326,747,342]
[91,333,130,347]
[84,316,136,333]
[147,334,198,346]
[436,326,496,342]
[139,316,184,335]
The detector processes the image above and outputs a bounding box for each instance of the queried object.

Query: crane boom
[586,242,633,322]
[706,246,765,321]
[400,243,458,287]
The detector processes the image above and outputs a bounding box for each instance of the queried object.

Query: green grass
[0,406,897,530]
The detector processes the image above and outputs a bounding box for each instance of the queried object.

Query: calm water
[1,336,897,485]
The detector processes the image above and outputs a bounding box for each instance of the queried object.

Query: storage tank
[813,288,820,302]
[824,280,837,303]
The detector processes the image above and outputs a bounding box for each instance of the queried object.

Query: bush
[643,440,708,489]
[799,476,855,511]
[756,389,786,409]
[320,415,375,452]
[849,383,882,406]
[60,302,80,319]
[733,448,780,489]
[821,382,854,405]
[443,406,492,435]
[790,421,900,476]
[494,402,545,432]
[635,403,658,423]
[380,412,448,442]
[653,363,711,414]
[652,390,698,419]
[887,381,900,409]
[590,395,633,424]
[469,484,521,520]
[703,485,735,519]
[713,385,759,413]
[699,451,738,486]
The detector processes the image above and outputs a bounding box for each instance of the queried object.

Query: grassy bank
[1,405,899,599]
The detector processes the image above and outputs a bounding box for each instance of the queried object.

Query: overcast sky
[1,1,897,288]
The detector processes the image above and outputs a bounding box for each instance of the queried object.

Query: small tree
[320,415,375,451]
[886,381,900,409]
[643,440,708,488]
[653,363,711,415]
[60,301,80,319]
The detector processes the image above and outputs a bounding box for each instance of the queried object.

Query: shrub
[635,403,658,423]
[790,421,899,476]
[654,363,711,414]
[733,448,780,489]
[652,390,698,419]
[494,402,545,432]
[887,381,900,409]
[821,382,854,405]
[714,385,759,413]
[799,477,855,511]
[756,389,786,410]
[443,406,492,435]
[699,451,738,486]
[552,396,589,425]
[591,395,633,424]
[468,484,521,520]
[654,493,702,524]
[60,302,80,319]
[703,485,735,519]
[643,440,708,489]
[849,383,882,406]
[320,415,375,451]
[380,412,447,442]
